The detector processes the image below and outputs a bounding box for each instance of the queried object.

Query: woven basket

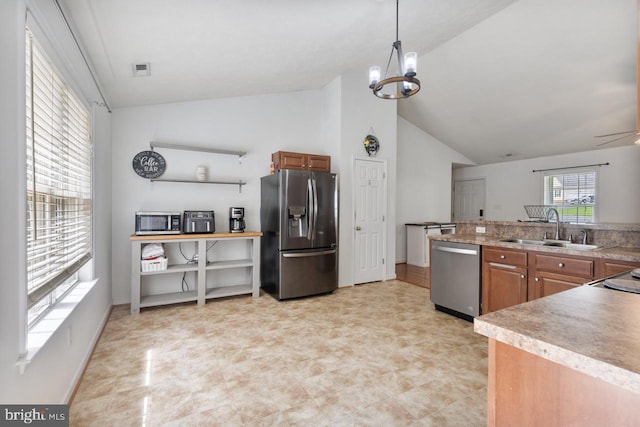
[141,257,168,272]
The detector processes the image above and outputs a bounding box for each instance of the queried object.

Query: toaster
[183,211,215,234]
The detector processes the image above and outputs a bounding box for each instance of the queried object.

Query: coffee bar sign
[132,150,166,179]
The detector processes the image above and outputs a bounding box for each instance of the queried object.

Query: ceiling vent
[132,62,151,77]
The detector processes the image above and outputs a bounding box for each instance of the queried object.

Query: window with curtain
[543,169,596,224]
[25,28,93,326]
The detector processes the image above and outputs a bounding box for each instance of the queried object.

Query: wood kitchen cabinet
[529,272,585,300]
[529,253,594,300]
[482,245,640,314]
[271,151,331,172]
[482,247,528,314]
[595,259,640,278]
[486,339,640,427]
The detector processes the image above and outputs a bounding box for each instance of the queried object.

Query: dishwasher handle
[433,245,478,256]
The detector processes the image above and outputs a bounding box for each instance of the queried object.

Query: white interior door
[453,178,486,221]
[353,158,386,284]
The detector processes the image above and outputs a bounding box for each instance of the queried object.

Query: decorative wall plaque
[363,134,379,156]
[132,150,166,179]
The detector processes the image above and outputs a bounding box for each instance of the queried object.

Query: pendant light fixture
[368,0,420,99]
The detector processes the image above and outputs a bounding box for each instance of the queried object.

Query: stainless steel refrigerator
[260,169,338,300]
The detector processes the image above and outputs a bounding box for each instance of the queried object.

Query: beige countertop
[474,284,640,394]
[430,233,640,263]
[130,231,263,240]
[454,220,640,232]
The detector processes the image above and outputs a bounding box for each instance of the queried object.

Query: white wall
[110,91,335,303]
[396,118,474,262]
[320,76,342,172]
[453,145,640,223]
[112,63,401,301]
[399,0,635,166]
[337,68,399,283]
[0,0,112,403]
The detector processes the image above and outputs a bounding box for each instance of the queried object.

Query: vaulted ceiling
[59,0,637,164]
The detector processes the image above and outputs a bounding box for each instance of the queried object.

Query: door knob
[355,226,362,231]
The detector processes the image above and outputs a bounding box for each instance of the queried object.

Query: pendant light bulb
[369,66,381,89]
[404,52,417,77]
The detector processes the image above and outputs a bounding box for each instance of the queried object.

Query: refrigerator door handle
[282,249,336,258]
[312,178,318,239]
[307,178,314,240]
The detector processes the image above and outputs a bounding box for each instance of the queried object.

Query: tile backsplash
[455,221,640,248]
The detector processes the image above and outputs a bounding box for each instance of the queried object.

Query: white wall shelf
[149,141,247,192]
[130,232,262,314]
[205,284,253,299]
[149,178,246,192]
[150,141,246,160]
[140,263,198,276]
[140,290,198,308]
[206,259,254,270]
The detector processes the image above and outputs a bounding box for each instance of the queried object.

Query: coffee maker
[229,207,246,233]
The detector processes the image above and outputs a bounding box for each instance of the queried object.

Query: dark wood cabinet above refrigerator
[272,151,330,172]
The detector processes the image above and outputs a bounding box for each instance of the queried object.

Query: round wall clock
[363,134,379,156]
[132,150,166,179]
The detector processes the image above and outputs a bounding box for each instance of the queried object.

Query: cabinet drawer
[596,259,640,278]
[484,247,527,267]
[534,254,593,278]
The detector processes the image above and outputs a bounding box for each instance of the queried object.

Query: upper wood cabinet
[272,151,331,172]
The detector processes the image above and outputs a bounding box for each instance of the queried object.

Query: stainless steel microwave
[135,211,181,235]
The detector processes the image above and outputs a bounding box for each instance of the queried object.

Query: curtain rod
[53,0,112,113]
[532,162,609,173]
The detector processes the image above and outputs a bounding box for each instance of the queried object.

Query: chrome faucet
[579,229,588,245]
[546,208,560,240]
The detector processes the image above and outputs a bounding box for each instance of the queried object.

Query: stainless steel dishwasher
[430,240,481,321]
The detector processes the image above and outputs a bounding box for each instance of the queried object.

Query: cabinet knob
[535,277,540,282]
[355,226,362,231]
[500,255,506,259]
[558,263,565,268]
[520,274,526,279]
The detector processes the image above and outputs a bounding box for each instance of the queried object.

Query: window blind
[543,169,596,224]
[25,28,92,313]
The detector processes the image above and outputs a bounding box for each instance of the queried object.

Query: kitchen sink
[499,238,603,251]
[541,241,603,251]
[499,238,546,245]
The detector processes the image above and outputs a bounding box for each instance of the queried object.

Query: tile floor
[70,280,488,426]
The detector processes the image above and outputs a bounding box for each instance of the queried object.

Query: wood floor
[396,263,430,289]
